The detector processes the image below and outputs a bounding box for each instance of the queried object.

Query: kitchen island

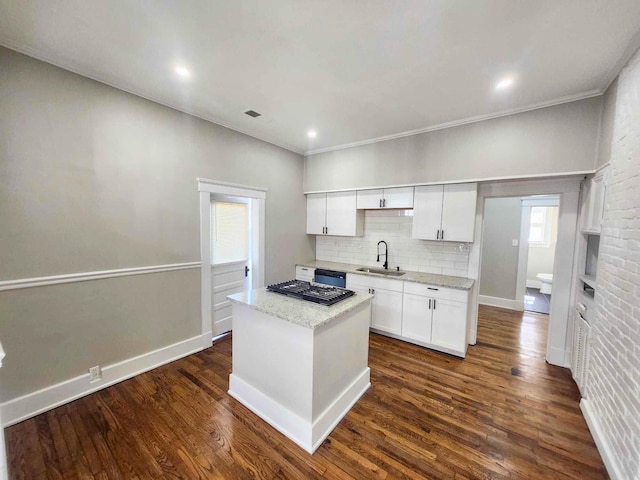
[227,287,373,453]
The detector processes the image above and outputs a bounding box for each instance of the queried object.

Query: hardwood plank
[6,305,608,479]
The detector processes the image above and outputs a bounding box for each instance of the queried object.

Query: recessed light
[174,66,191,78]
[495,76,514,90]
[307,130,317,138]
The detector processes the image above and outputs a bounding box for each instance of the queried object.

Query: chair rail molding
[0,262,202,292]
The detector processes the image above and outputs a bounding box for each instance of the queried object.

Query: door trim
[468,177,581,367]
[198,178,266,346]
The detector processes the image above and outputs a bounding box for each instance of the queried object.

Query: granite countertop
[228,288,373,329]
[298,260,475,290]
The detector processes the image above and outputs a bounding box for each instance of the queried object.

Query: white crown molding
[305,90,603,156]
[0,262,201,292]
[0,39,304,156]
[0,333,210,427]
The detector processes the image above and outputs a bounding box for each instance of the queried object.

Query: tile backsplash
[316,209,471,277]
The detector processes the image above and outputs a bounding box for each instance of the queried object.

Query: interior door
[211,200,250,336]
[412,185,443,240]
[212,261,248,335]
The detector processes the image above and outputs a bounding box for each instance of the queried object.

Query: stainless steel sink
[355,267,406,277]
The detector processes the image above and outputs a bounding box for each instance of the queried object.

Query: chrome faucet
[377,240,388,270]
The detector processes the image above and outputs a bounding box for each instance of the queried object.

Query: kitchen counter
[297,260,475,290]
[228,287,373,329]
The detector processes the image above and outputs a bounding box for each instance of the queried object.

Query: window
[211,201,248,264]
[529,207,548,245]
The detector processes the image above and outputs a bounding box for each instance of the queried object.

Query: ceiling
[1,1,640,155]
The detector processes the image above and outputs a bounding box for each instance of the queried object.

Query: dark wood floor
[7,305,607,479]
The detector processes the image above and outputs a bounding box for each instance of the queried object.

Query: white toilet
[537,273,553,295]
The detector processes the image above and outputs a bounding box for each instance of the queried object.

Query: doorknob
[245,266,250,277]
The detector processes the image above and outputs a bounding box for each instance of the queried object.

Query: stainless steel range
[266,280,355,306]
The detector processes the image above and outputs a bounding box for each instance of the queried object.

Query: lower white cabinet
[430,297,468,354]
[346,274,403,335]
[401,290,468,356]
[347,273,470,357]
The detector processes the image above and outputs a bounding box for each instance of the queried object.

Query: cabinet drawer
[403,281,468,302]
[296,266,315,279]
[346,273,404,293]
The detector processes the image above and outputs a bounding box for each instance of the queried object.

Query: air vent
[244,110,261,118]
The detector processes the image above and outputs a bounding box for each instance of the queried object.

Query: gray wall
[304,97,603,192]
[479,197,522,300]
[596,78,618,169]
[0,47,313,401]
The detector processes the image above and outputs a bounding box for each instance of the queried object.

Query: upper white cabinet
[412,183,477,242]
[306,191,364,236]
[356,187,414,209]
[581,167,607,234]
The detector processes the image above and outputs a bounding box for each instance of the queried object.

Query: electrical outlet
[512,239,519,247]
[89,365,102,382]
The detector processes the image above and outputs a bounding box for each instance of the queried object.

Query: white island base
[228,295,372,453]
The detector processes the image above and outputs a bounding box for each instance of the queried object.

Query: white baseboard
[478,295,524,311]
[546,346,569,367]
[580,399,623,480]
[1,333,210,427]
[229,368,370,453]
[526,280,542,289]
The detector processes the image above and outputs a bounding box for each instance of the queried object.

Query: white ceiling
[1,1,640,155]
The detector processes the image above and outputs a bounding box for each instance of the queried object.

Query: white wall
[0,47,313,404]
[584,48,640,480]
[316,210,469,277]
[304,97,602,193]
[479,197,522,301]
[526,206,559,287]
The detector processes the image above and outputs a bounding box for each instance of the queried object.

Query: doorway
[519,197,559,315]
[198,179,266,345]
[469,177,581,367]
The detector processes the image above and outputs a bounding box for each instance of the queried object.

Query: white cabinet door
[440,183,477,242]
[412,185,443,240]
[326,191,361,236]
[430,298,467,354]
[384,187,414,209]
[371,288,403,335]
[401,293,432,343]
[586,171,606,233]
[306,193,326,235]
[356,189,384,209]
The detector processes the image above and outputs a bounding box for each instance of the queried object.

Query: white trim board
[303,170,594,195]
[478,295,524,312]
[0,333,209,427]
[0,262,201,292]
[580,399,624,480]
[526,280,543,289]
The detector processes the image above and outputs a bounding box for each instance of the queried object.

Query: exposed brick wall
[587,49,640,480]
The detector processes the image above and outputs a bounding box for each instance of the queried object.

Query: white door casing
[198,178,266,346]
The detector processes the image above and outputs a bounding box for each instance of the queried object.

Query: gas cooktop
[266,280,355,306]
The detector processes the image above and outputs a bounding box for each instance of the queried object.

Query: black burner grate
[266,280,355,306]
